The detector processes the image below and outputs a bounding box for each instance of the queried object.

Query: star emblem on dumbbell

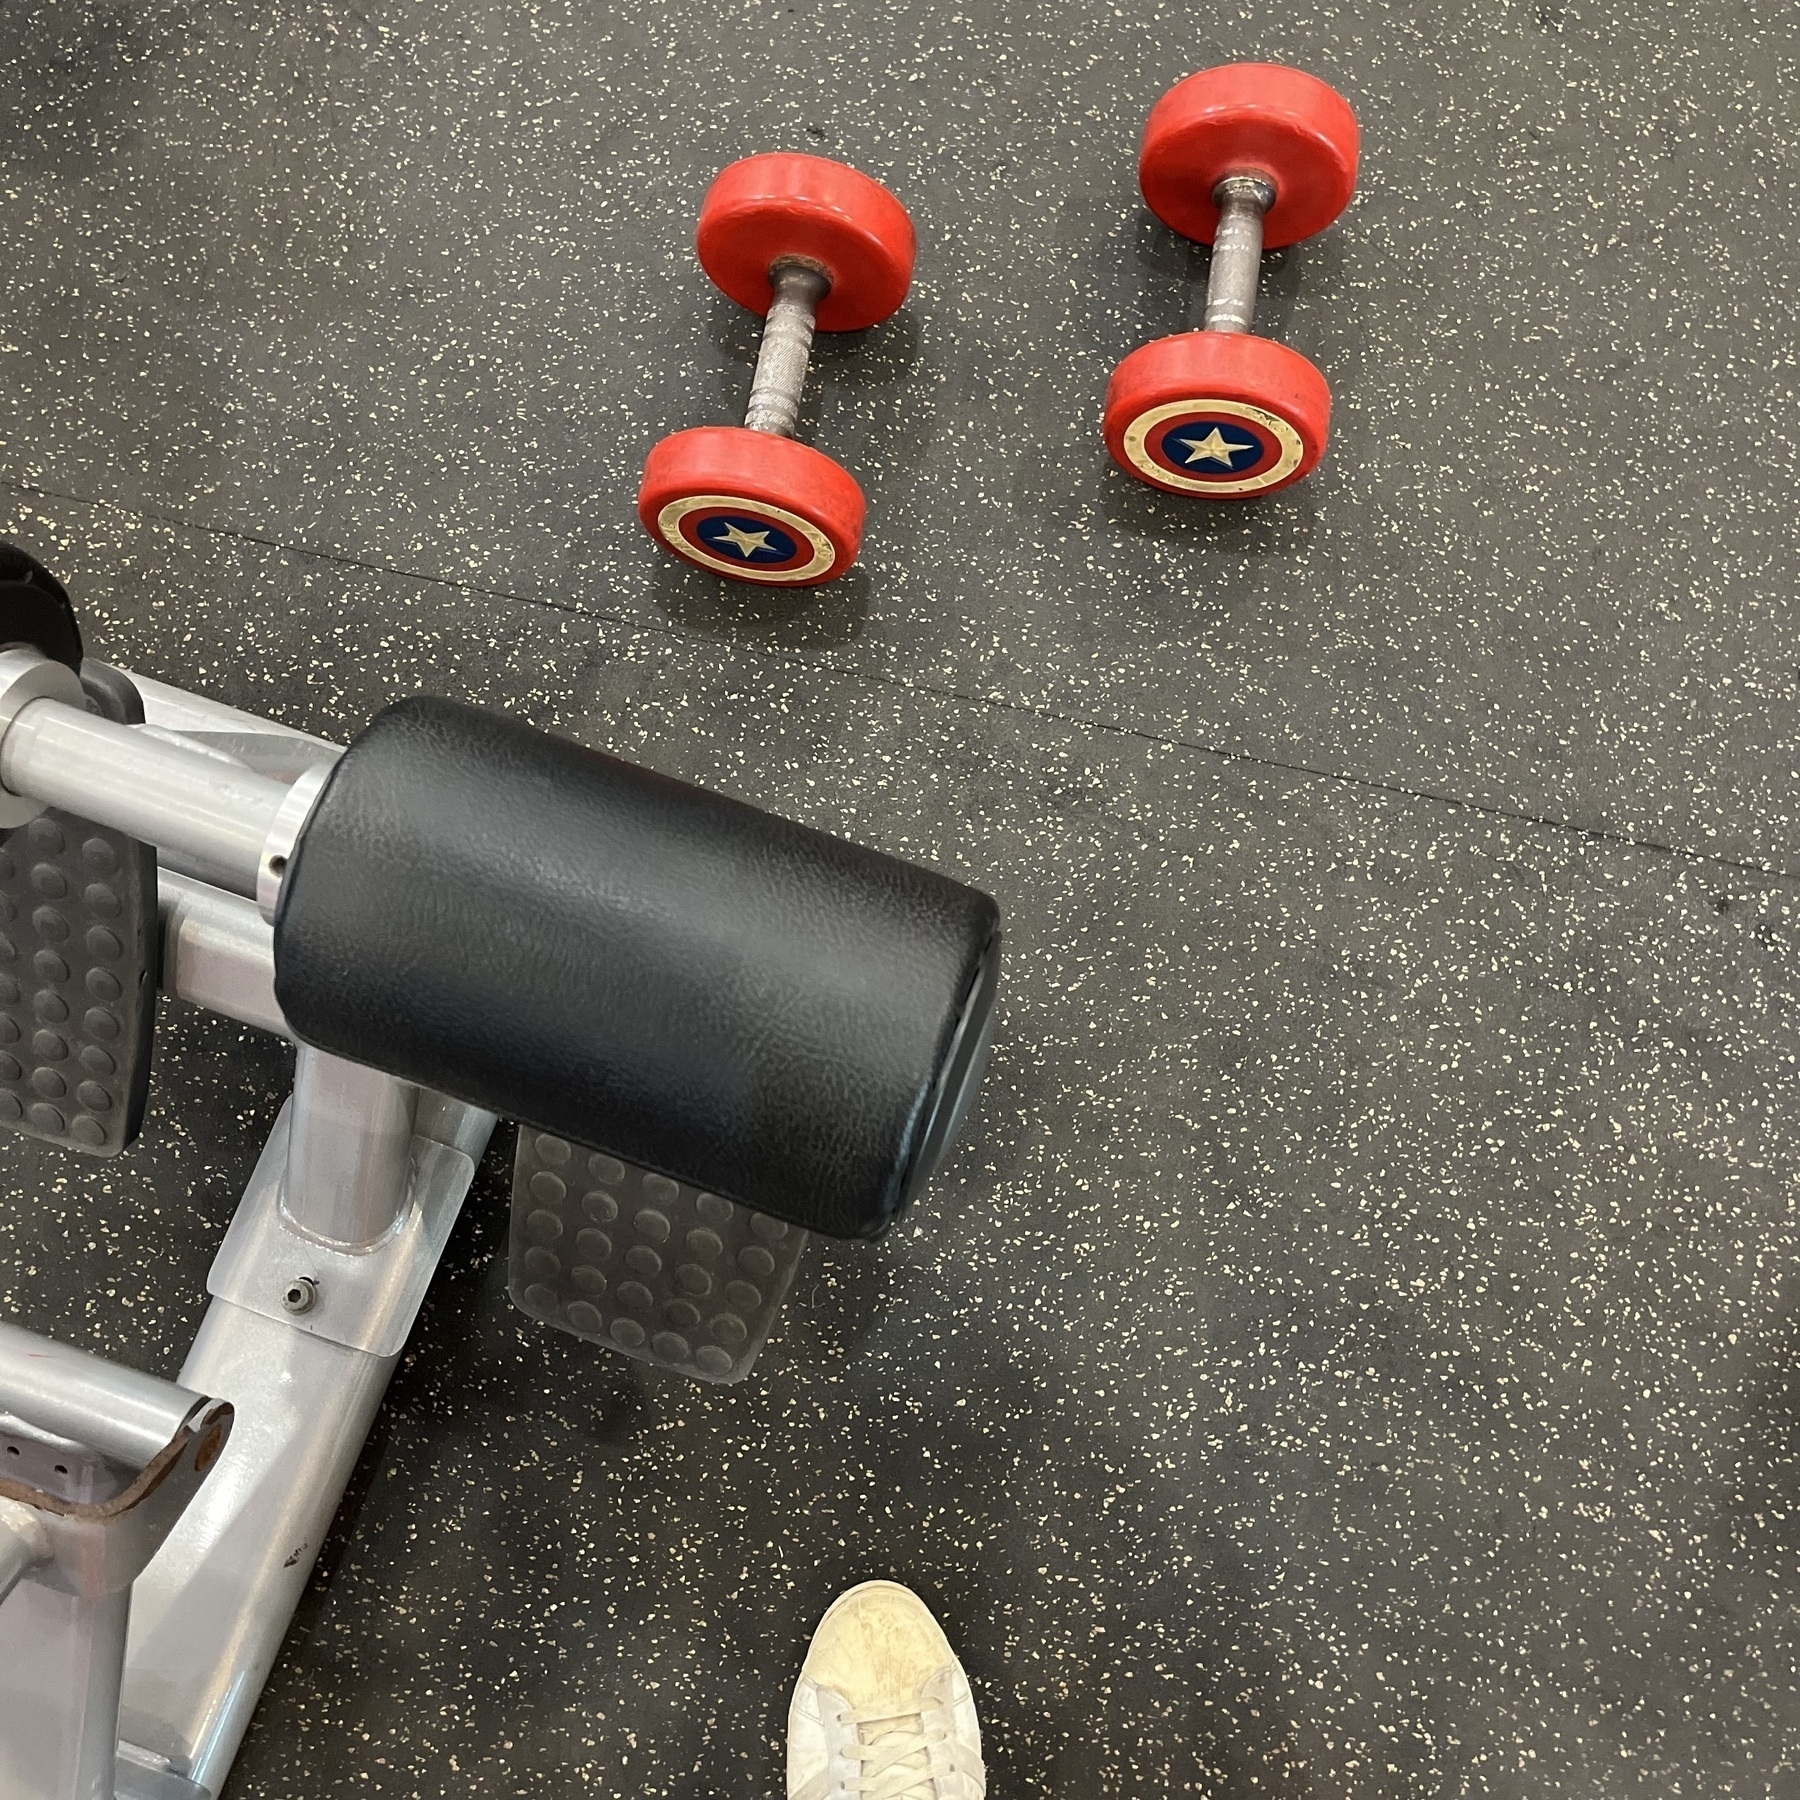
[705,519,778,558]
[688,510,802,565]
[1171,424,1260,469]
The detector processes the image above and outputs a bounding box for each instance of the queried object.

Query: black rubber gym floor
[3,2,1798,1794]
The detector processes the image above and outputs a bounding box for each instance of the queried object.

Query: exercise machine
[0,544,1000,1799]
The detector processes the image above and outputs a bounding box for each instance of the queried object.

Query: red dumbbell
[638,153,915,586]
[1105,63,1359,500]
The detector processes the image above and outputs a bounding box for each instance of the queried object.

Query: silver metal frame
[0,660,495,1800]
[0,1325,233,1800]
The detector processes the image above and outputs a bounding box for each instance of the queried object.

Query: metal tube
[118,1302,399,1796]
[0,1322,205,1471]
[281,1048,419,1250]
[1202,174,1276,334]
[129,670,344,788]
[0,1502,45,1605]
[0,700,288,897]
[128,671,339,756]
[0,1581,131,1800]
[744,261,829,437]
[158,872,286,1039]
[119,1063,492,1792]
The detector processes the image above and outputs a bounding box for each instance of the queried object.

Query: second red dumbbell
[638,153,915,586]
[1105,63,1360,500]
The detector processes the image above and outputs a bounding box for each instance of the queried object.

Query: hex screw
[281,1275,319,1316]
[1202,174,1277,334]
[744,260,831,438]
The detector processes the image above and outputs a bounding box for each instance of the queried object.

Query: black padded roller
[272,697,1000,1240]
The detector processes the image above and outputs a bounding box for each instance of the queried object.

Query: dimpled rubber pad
[508,1130,808,1384]
[0,686,155,1156]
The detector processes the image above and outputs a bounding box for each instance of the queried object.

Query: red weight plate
[1103,331,1331,499]
[696,153,915,332]
[637,426,865,585]
[1140,63,1359,249]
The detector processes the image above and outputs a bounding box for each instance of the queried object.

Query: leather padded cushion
[272,697,1001,1240]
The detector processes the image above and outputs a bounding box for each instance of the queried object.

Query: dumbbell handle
[1203,174,1276,335]
[744,260,830,437]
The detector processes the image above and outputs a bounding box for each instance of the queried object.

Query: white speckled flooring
[2,1,1798,1793]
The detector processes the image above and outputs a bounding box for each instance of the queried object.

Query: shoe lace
[841,1704,958,1800]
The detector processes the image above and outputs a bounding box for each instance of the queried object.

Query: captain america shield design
[654,493,837,582]
[1119,397,1305,496]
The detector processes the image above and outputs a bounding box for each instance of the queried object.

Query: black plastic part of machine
[0,543,83,673]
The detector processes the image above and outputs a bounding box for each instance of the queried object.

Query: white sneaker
[787,1580,986,1800]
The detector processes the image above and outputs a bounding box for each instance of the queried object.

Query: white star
[709,520,775,558]
[1175,426,1250,467]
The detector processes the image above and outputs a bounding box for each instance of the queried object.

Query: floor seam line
[5,475,1793,887]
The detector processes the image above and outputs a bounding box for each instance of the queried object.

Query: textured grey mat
[510,1128,806,1384]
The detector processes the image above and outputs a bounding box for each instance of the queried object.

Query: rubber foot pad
[0,664,155,1156]
[508,1128,808,1384]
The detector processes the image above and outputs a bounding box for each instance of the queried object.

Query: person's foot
[787,1580,986,1800]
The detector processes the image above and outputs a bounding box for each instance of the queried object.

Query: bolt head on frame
[696,152,916,331]
[638,426,866,585]
[1104,330,1331,499]
[1140,62,1360,249]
